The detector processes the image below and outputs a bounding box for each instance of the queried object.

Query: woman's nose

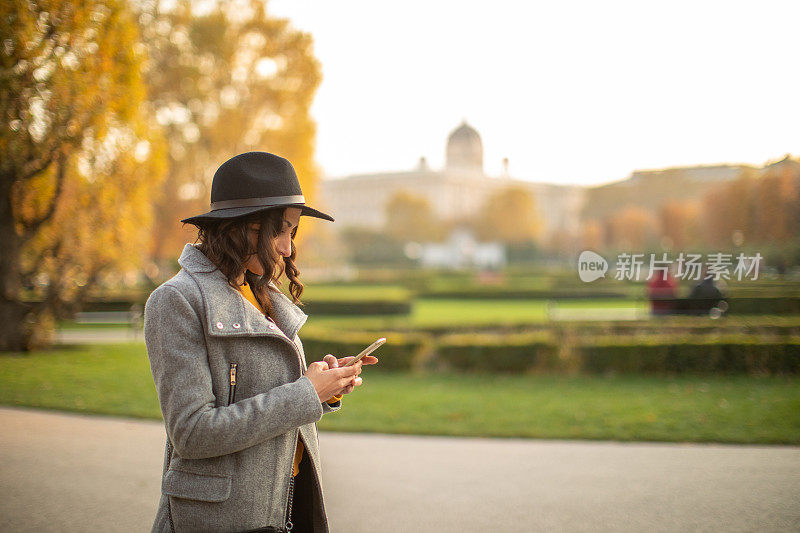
[275,235,291,257]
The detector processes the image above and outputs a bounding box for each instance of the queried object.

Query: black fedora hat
[181,151,334,226]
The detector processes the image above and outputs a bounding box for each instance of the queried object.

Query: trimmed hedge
[418,288,629,300]
[298,284,413,316]
[652,297,800,315]
[436,332,559,373]
[559,318,800,338]
[27,299,146,313]
[299,329,427,371]
[577,335,800,375]
[302,285,410,300]
[83,300,144,312]
[727,297,800,315]
[300,300,411,316]
[299,327,800,375]
[346,317,800,339]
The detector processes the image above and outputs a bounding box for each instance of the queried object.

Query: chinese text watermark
[578,251,762,282]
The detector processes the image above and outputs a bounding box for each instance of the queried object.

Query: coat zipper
[254,314,305,531]
[284,328,307,532]
[284,428,299,531]
[228,362,238,405]
[166,439,176,533]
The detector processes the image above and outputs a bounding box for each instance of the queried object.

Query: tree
[754,157,800,244]
[545,227,577,259]
[701,169,757,246]
[339,227,413,266]
[701,161,800,248]
[580,219,604,251]
[1,0,166,350]
[659,199,700,250]
[384,190,440,242]
[136,0,322,272]
[604,207,658,250]
[475,186,540,244]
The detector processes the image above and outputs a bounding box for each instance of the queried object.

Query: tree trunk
[0,174,34,351]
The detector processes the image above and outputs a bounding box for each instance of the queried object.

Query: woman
[144,151,377,532]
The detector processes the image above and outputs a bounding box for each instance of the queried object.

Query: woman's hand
[331,354,379,369]
[304,358,363,402]
[321,354,378,395]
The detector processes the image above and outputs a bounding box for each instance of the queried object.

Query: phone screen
[344,337,386,366]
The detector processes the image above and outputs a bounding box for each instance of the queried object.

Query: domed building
[446,121,483,172]
[319,121,585,241]
[320,121,781,257]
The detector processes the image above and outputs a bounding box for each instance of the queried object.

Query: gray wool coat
[144,244,340,533]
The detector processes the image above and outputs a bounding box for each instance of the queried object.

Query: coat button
[268,323,276,330]
[216,322,224,329]
[232,323,241,329]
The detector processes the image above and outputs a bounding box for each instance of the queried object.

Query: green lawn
[1,342,798,444]
[0,343,161,418]
[416,297,646,324]
[57,298,647,332]
[329,372,800,444]
[306,297,647,329]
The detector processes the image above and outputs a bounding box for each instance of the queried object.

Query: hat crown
[180,151,334,225]
[211,151,301,203]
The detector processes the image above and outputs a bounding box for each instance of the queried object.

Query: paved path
[1,407,798,532]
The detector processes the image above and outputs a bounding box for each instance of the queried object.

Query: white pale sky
[268,0,799,186]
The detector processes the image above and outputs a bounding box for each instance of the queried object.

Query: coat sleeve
[145,284,324,460]
[293,334,342,414]
[322,397,341,413]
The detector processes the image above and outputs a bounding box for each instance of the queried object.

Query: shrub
[348,317,800,339]
[436,332,559,373]
[302,285,410,301]
[418,288,629,300]
[300,300,411,316]
[726,297,800,315]
[577,335,800,375]
[300,285,412,316]
[300,329,427,371]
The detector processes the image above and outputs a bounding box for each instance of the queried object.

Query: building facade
[320,121,766,243]
[320,121,585,240]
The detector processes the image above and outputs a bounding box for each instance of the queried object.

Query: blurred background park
[1,0,799,446]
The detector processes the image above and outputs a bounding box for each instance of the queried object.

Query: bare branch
[18,73,83,183]
[20,151,68,241]
[20,235,64,283]
[19,150,56,183]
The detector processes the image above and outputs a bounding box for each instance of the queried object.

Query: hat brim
[181,203,334,226]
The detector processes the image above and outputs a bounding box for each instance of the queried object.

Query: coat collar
[177,244,307,340]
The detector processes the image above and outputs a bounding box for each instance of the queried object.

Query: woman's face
[244,207,302,277]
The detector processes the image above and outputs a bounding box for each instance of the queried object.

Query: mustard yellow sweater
[236,281,341,477]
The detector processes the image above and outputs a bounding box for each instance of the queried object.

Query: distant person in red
[647,268,678,315]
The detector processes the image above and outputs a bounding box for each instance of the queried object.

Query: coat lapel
[177,244,308,341]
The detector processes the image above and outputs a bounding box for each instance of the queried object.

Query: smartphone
[343,337,386,367]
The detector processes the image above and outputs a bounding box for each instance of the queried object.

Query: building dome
[446,121,483,172]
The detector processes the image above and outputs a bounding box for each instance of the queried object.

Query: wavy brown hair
[193,207,304,318]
